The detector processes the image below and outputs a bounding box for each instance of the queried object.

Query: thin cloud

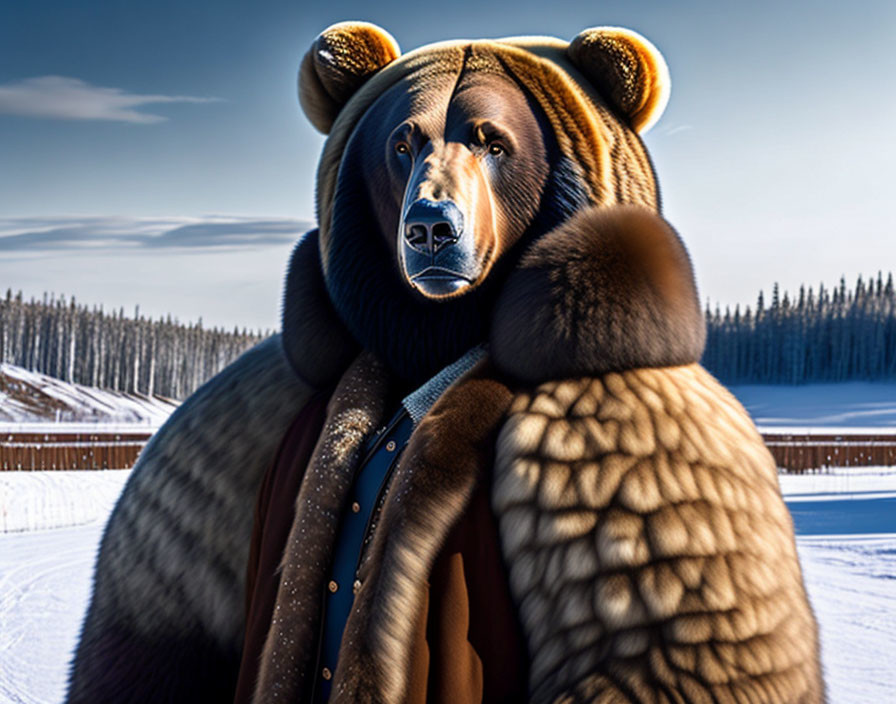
[660,124,694,137]
[0,216,313,252]
[149,220,307,248]
[0,76,219,124]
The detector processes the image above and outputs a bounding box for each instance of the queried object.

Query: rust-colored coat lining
[236,392,528,704]
[234,392,331,704]
[417,478,530,704]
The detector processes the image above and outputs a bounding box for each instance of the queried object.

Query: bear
[67,21,824,704]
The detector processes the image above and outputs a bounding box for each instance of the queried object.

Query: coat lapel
[330,358,513,703]
[253,353,513,704]
[254,351,391,703]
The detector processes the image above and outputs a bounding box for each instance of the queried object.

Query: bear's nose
[403,199,464,255]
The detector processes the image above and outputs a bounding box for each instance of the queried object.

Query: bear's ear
[567,27,670,134]
[299,21,401,134]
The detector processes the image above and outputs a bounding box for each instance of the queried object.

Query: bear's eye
[488,142,504,156]
[395,142,410,155]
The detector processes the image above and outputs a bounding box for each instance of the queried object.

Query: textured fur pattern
[492,205,706,382]
[567,28,670,134]
[67,336,314,703]
[299,22,401,134]
[331,363,512,703]
[492,365,823,703]
[254,352,391,702]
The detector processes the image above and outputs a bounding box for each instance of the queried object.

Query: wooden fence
[1,430,154,470]
[2,429,895,473]
[762,433,896,473]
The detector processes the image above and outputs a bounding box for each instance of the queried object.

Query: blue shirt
[315,407,415,702]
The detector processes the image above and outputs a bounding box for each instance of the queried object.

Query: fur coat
[238,207,824,704]
[68,21,823,702]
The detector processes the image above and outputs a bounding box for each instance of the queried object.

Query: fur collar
[490,204,705,382]
[282,205,704,387]
[269,204,705,701]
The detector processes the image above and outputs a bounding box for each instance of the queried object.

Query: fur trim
[253,352,391,702]
[281,230,358,387]
[249,355,512,704]
[331,359,512,703]
[490,205,705,383]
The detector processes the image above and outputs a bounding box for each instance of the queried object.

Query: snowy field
[0,468,893,703]
[731,381,896,432]
[0,363,177,426]
[0,472,130,704]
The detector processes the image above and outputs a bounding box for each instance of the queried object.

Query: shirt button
[353,579,362,594]
[351,501,361,513]
[322,667,332,681]
[328,580,338,593]
[386,440,397,452]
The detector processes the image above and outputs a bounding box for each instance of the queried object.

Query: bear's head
[284,22,704,386]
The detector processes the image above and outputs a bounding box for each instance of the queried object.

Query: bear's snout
[403,199,464,255]
[400,198,480,299]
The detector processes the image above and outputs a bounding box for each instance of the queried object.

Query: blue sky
[1,0,894,329]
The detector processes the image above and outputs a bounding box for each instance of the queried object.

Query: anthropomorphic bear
[68,22,824,704]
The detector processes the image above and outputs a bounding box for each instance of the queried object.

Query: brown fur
[73,23,822,704]
[300,22,401,134]
[312,37,665,383]
[252,357,513,703]
[491,205,706,382]
[567,27,670,133]
[256,200,823,703]
[331,362,513,703]
[310,36,662,279]
[493,366,824,703]
[375,68,552,297]
[280,25,821,703]
[253,352,392,701]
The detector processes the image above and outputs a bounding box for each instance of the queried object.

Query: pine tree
[0,291,267,399]
[701,273,896,384]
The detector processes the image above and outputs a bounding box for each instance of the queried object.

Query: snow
[0,363,177,426]
[1,469,895,702]
[730,381,896,431]
[0,522,106,704]
[0,470,130,533]
[0,471,128,704]
[0,423,159,435]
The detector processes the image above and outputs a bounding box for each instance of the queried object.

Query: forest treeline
[0,290,269,399]
[2,273,894,398]
[702,273,896,384]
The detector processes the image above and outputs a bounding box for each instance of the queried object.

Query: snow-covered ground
[730,381,896,432]
[781,468,896,702]
[0,470,131,533]
[0,363,177,426]
[0,472,129,704]
[0,468,893,703]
